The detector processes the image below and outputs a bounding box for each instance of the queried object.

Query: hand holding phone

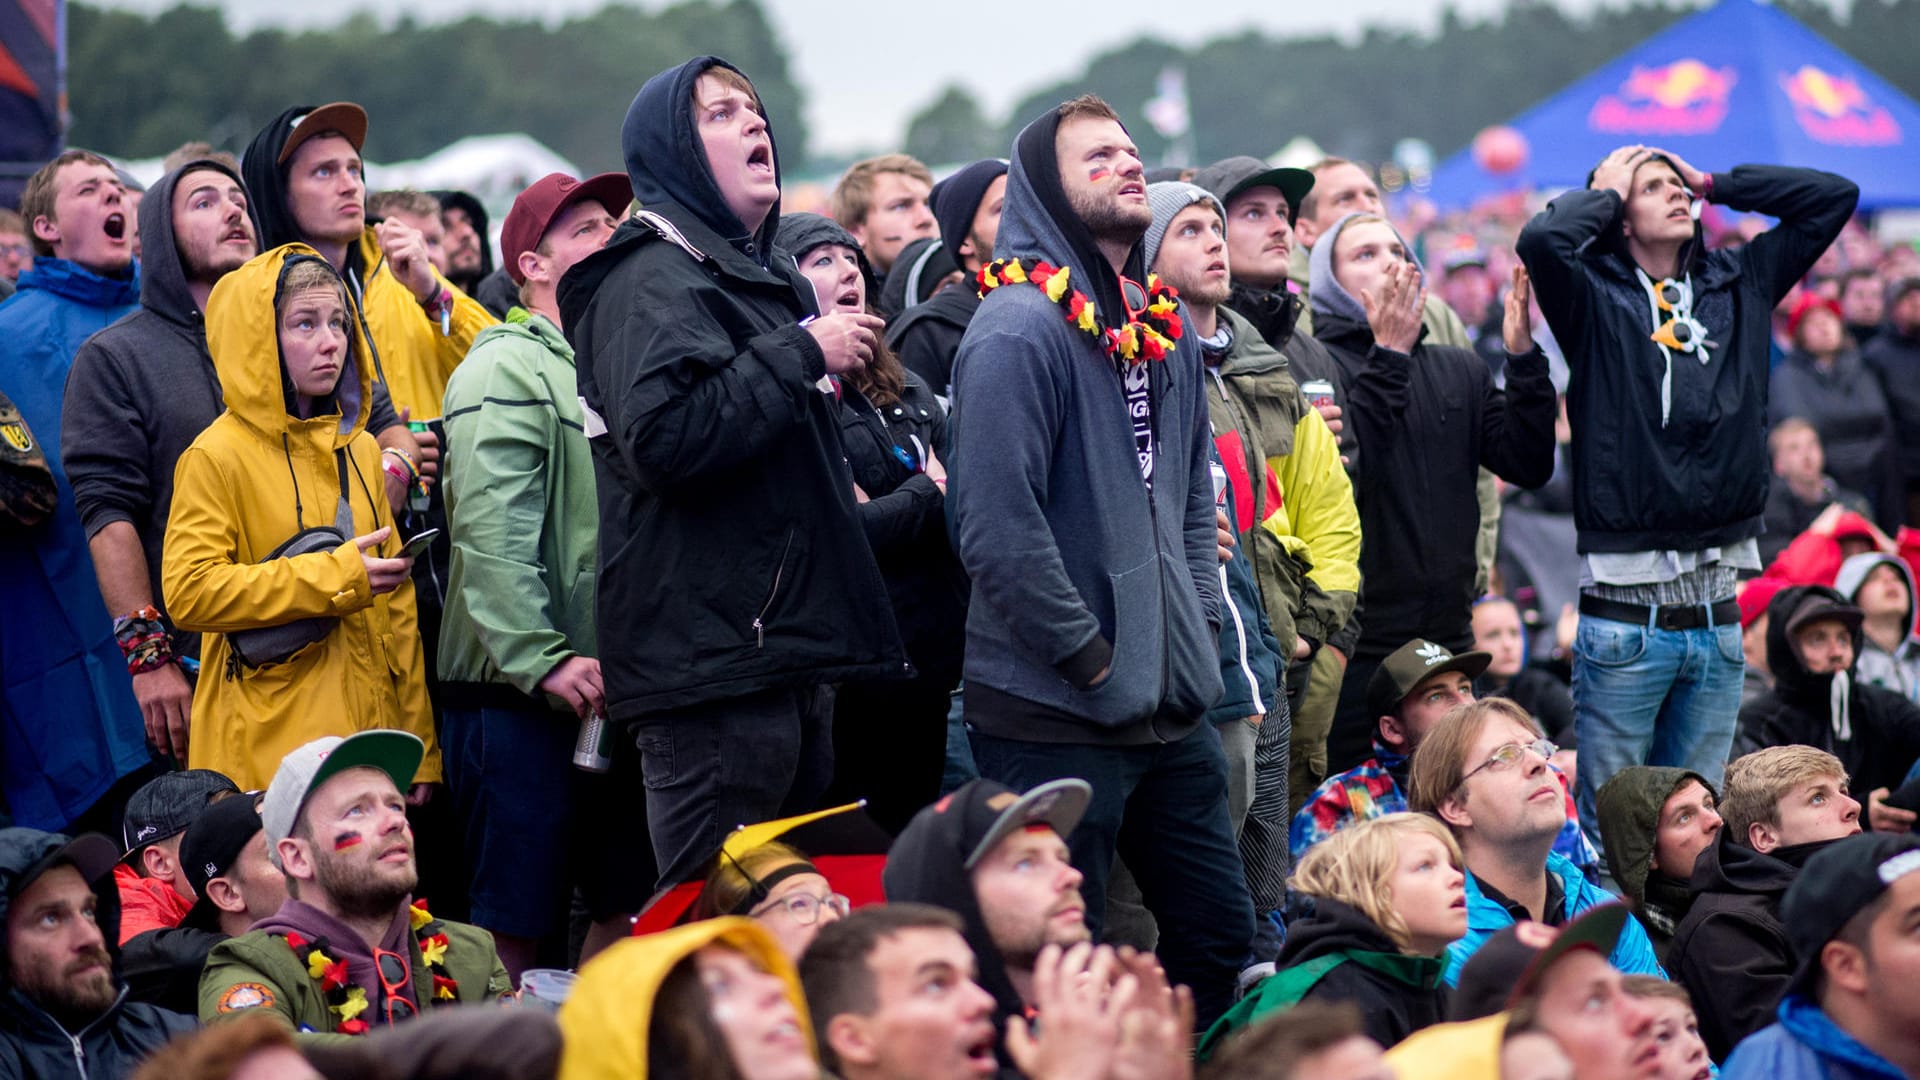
[398,527,441,559]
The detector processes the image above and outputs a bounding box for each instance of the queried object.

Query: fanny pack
[228,449,354,672]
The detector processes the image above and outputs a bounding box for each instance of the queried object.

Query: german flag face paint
[333,831,364,852]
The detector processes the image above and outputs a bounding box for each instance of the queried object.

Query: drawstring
[1831,670,1853,743]
[282,433,306,530]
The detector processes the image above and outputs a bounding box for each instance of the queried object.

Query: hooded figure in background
[428,189,506,310]
[1594,765,1717,963]
[1836,551,1920,703]
[1735,584,1920,795]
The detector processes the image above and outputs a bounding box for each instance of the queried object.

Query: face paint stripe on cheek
[333,831,363,851]
[1088,168,1111,183]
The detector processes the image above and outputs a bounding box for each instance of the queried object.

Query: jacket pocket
[752,527,798,648]
[1067,559,1162,726]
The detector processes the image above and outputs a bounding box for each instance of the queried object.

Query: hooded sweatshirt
[1735,584,1920,793]
[1593,765,1714,963]
[63,161,400,664]
[427,189,495,292]
[558,918,814,1080]
[0,828,198,1076]
[947,105,1222,744]
[161,245,439,790]
[0,255,151,831]
[559,57,903,718]
[1836,551,1920,703]
[1308,212,1556,658]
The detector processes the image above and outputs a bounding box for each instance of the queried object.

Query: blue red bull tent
[1426,0,1920,210]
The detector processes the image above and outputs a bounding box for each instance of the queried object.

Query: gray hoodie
[1837,551,1920,703]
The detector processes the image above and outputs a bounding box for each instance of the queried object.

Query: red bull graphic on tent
[1426,0,1920,210]
[0,0,62,195]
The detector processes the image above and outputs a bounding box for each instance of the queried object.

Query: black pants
[1327,652,1388,774]
[823,672,956,835]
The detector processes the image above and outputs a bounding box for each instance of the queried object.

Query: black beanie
[931,158,1009,265]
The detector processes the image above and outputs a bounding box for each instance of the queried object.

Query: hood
[996,104,1147,335]
[621,56,782,264]
[0,829,123,990]
[558,918,812,1080]
[1383,1014,1509,1080]
[773,211,875,315]
[879,236,956,317]
[882,816,1024,1030]
[1216,307,1290,376]
[1765,584,1864,704]
[1836,552,1916,637]
[204,244,371,444]
[139,157,250,327]
[1307,211,1428,329]
[1595,767,1715,908]
[243,105,341,254]
[1274,896,1406,966]
[1688,830,1801,899]
[428,189,494,282]
[14,257,140,307]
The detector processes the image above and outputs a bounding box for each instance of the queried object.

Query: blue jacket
[0,260,151,828]
[1208,448,1281,728]
[1722,996,1906,1080]
[1444,851,1665,985]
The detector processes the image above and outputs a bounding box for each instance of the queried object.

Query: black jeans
[967,724,1256,1030]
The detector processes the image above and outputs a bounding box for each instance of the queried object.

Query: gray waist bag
[229,449,355,672]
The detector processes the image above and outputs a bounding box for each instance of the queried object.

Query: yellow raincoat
[350,228,494,420]
[162,245,439,790]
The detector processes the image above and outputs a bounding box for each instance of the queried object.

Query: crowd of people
[2,47,1920,1080]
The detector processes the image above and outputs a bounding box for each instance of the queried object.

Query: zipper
[752,528,797,648]
[70,1032,87,1080]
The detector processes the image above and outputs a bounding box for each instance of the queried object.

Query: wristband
[113,606,175,675]
[419,285,454,336]
[1700,174,1715,203]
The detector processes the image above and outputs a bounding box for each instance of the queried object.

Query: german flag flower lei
[977,258,1184,364]
[282,900,459,1035]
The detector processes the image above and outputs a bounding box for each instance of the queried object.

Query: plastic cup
[520,968,577,1010]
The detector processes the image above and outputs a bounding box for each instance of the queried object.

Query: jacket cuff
[791,323,827,382]
[1058,634,1114,690]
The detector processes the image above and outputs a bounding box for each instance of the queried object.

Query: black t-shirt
[1476,869,1568,927]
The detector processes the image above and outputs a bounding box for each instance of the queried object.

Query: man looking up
[888,158,1007,402]
[0,150,153,835]
[1517,146,1856,846]
[1592,766,1720,964]
[561,58,901,892]
[366,190,447,275]
[948,95,1252,1027]
[831,154,938,279]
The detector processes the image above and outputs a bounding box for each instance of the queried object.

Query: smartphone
[398,528,441,559]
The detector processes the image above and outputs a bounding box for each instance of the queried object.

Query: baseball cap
[1450,904,1630,1021]
[276,102,368,166]
[499,172,632,285]
[261,731,425,869]
[900,778,1092,872]
[11,832,121,900]
[1367,638,1492,718]
[1782,591,1864,638]
[1781,832,1920,996]
[1192,156,1314,225]
[178,792,266,930]
[122,769,240,858]
[1737,576,1786,630]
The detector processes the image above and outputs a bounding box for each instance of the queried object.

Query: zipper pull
[753,617,765,648]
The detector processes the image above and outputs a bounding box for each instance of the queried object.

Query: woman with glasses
[692,841,849,959]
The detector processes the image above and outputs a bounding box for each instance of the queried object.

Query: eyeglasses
[752,891,850,926]
[1459,738,1558,786]
[374,948,418,1024]
[0,243,30,260]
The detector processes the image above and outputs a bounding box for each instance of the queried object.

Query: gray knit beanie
[1143,182,1225,276]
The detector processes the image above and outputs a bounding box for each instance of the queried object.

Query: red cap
[1786,292,1843,340]
[1739,576,1786,629]
[1832,511,1879,545]
[499,172,632,285]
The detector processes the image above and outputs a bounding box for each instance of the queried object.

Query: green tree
[903,85,996,166]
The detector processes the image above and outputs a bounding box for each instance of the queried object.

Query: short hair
[830,154,934,230]
[1719,746,1848,845]
[1328,212,1392,263]
[1199,1000,1368,1080]
[21,150,115,256]
[1621,973,1694,1009]
[1768,416,1819,460]
[1291,813,1463,953]
[692,840,811,920]
[1298,157,1372,223]
[693,63,762,117]
[1838,267,1880,296]
[128,1013,294,1080]
[163,141,240,175]
[0,208,24,235]
[799,903,966,1070]
[1406,698,1541,821]
[1056,94,1121,127]
[276,258,348,315]
[368,189,441,221]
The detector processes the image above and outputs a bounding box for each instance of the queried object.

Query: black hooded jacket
[0,829,197,1077]
[887,286,979,401]
[1270,897,1447,1048]
[62,160,397,661]
[558,57,905,719]
[1668,832,1812,1062]
[1735,584,1920,792]
[1516,165,1857,554]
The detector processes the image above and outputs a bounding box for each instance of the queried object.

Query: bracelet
[381,447,420,485]
[1700,174,1715,203]
[113,606,175,675]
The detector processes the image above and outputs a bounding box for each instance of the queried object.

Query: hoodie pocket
[1067,559,1162,726]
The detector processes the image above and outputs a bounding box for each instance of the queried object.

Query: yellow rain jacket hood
[161,244,439,789]
[1383,1013,1509,1080]
[559,918,815,1080]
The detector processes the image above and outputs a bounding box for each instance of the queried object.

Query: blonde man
[830,153,936,276]
[1408,699,1663,984]
[1669,745,1862,1059]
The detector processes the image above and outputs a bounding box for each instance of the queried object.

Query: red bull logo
[1589,59,1736,135]
[1781,66,1900,146]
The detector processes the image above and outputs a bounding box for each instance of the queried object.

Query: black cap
[930,159,1008,267]
[14,833,121,900]
[1781,832,1920,996]
[1366,639,1493,719]
[1450,904,1630,1021]
[178,792,265,931]
[1782,592,1865,638]
[122,769,240,858]
[890,778,1092,873]
[1192,156,1315,225]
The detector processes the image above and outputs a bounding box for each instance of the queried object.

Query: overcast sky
[93,0,1691,154]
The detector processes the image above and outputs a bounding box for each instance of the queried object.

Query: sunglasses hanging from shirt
[1635,267,1717,429]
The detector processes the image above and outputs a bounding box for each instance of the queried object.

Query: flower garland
[282,900,459,1035]
[976,258,1185,364]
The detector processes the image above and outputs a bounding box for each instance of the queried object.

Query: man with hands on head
[1517,144,1857,847]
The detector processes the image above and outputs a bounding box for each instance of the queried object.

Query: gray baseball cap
[261,731,424,869]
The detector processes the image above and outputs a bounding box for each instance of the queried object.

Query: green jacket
[199,918,511,1043]
[1205,308,1361,658]
[437,309,598,701]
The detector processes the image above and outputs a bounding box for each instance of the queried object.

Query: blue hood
[621,56,782,263]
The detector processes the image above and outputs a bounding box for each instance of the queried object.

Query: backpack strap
[1197,952,1350,1061]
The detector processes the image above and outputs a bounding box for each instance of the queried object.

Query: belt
[1578,594,1741,632]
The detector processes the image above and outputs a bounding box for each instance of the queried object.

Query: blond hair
[21,150,115,257]
[1407,698,1541,822]
[367,189,442,221]
[1291,813,1463,953]
[277,257,347,314]
[1719,746,1848,844]
[693,840,812,920]
[830,154,933,231]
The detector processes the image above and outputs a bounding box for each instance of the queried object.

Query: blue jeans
[967,725,1256,1030]
[1572,611,1743,845]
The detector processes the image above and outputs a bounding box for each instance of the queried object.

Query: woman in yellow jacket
[163,244,439,791]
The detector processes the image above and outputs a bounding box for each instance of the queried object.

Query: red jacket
[112,862,192,943]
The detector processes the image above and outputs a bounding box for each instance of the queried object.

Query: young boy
[161,246,439,791]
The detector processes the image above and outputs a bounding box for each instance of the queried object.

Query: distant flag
[1144,66,1193,167]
